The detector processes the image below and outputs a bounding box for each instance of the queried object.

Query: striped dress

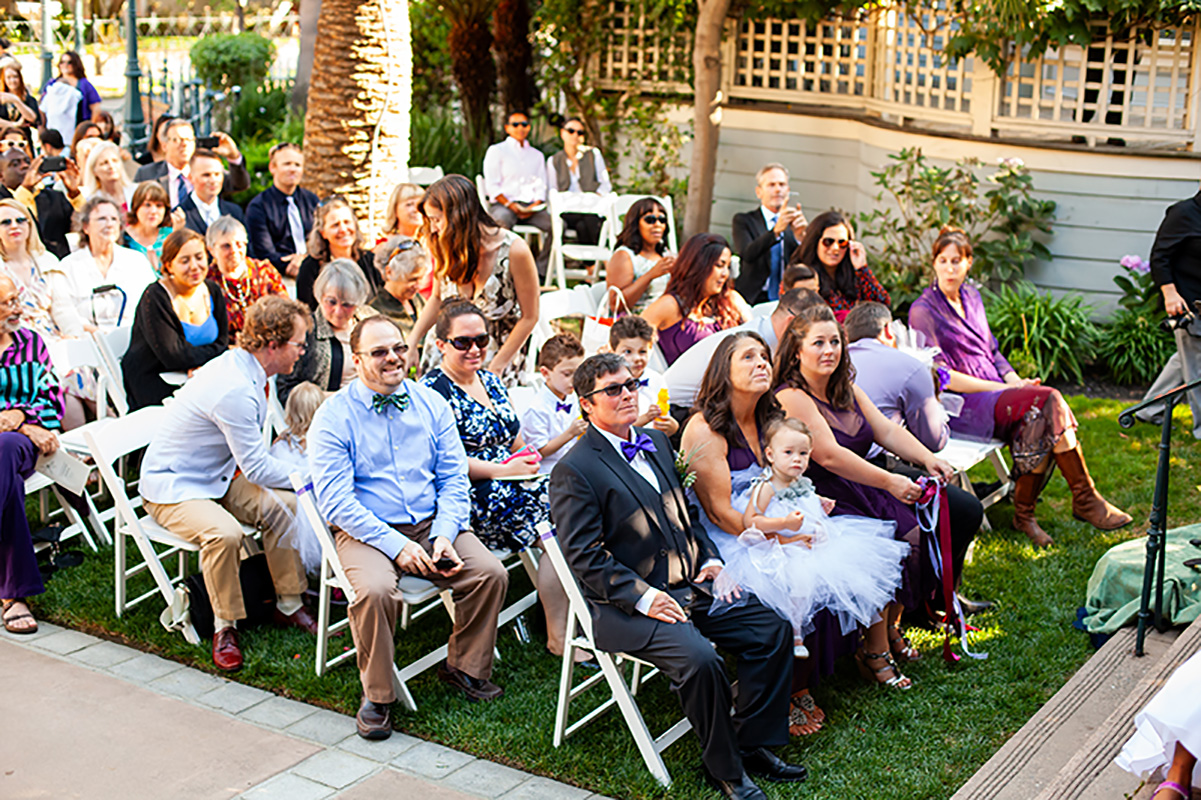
[0,328,64,431]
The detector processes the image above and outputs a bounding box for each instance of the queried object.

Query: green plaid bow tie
[372,392,411,413]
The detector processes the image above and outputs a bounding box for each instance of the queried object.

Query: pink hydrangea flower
[1120,254,1150,274]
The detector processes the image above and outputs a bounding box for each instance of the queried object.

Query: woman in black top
[123,229,228,409]
[0,64,38,130]
[295,196,381,309]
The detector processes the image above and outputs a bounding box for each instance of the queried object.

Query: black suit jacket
[178,193,246,236]
[244,184,319,273]
[732,208,798,305]
[548,426,722,653]
[132,158,251,200]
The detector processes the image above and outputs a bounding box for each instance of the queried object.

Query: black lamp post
[123,0,146,147]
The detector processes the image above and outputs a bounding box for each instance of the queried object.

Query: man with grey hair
[369,239,429,342]
[732,163,806,304]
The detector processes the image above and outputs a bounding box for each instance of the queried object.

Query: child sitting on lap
[270,381,326,573]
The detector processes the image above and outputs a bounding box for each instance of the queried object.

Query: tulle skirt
[1115,650,1201,785]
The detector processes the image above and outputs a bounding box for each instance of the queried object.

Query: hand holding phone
[40,156,67,173]
[196,135,219,149]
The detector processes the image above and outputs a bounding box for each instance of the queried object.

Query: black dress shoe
[437,662,504,702]
[356,696,392,740]
[704,769,767,800]
[741,746,808,783]
[956,594,994,616]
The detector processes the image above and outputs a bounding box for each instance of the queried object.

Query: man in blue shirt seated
[307,315,508,740]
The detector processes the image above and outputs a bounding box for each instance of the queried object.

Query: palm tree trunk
[493,0,536,116]
[302,0,412,239]
[447,1,498,150]
[683,0,730,239]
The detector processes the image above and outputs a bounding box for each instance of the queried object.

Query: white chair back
[546,191,618,289]
[92,326,133,417]
[475,174,490,206]
[408,165,444,185]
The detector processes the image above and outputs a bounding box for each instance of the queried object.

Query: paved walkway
[0,623,605,800]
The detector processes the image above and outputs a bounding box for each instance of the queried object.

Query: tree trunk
[493,0,536,116]
[303,0,411,239]
[292,0,322,113]
[683,0,730,239]
[446,1,498,151]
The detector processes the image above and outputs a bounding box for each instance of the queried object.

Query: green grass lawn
[24,396,1201,799]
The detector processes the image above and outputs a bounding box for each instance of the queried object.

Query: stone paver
[240,695,320,729]
[337,730,422,762]
[291,749,380,789]
[0,620,62,641]
[391,740,475,780]
[30,628,101,654]
[334,768,479,799]
[441,760,530,798]
[108,652,183,683]
[285,708,357,746]
[240,772,336,800]
[198,681,276,714]
[70,641,141,668]
[148,667,227,699]
[497,776,595,800]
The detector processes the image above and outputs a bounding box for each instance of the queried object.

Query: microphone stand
[1118,374,1201,656]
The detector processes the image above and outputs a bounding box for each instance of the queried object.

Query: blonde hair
[383,183,424,236]
[0,198,45,258]
[282,381,324,439]
[82,141,132,200]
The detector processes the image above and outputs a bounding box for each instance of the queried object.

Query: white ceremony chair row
[935,436,1014,530]
[474,174,545,257]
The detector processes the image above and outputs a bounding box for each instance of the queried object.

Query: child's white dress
[270,433,323,575]
[712,475,910,638]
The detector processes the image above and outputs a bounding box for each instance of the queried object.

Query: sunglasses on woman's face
[563,127,585,135]
[446,334,490,352]
[821,237,849,249]
[642,215,668,225]
[583,377,641,399]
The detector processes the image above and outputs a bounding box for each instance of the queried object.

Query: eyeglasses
[508,120,530,128]
[356,343,409,360]
[821,237,849,249]
[642,215,668,225]
[582,378,641,399]
[284,338,307,352]
[0,296,19,309]
[563,127,585,135]
[446,334,490,352]
[0,217,28,227]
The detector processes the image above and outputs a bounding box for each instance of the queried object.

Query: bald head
[0,273,20,333]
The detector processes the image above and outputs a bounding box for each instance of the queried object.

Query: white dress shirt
[520,385,580,475]
[483,137,548,204]
[140,348,295,504]
[663,314,778,409]
[57,244,156,330]
[191,193,222,227]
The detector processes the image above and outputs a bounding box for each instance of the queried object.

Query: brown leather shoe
[356,696,392,740]
[212,627,243,671]
[1054,445,1133,531]
[272,605,321,635]
[1011,473,1053,548]
[437,662,504,702]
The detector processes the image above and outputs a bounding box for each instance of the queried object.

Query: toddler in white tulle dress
[713,418,910,660]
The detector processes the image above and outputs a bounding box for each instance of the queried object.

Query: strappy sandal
[792,689,825,724]
[888,626,921,663]
[2,598,38,635]
[788,701,821,736]
[855,648,912,690]
[1151,780,1190,799]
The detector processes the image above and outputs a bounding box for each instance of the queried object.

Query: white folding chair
[407,165,444,186]
[546,191,617,290]
[263,375,288,446]
[23,471,105,553]
[91,326,133,418]
[750,301,775,319]
[523,288,598,377]
[936,435,1014,530]
[84,406,257,645]
[476,174,544,256]
[614,194,678,253]
[539,523,691,788]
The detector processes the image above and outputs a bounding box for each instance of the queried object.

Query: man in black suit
[731,164,807,305]
[178,150,245,236]
[0,147,78,259]
[133,119,249,207]
[244,143,318,279]
[548,353,805,800]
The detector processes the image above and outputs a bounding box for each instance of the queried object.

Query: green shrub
[1097,309,1175,385]
[191,33,276,93]
[409,108,488,178]
[411,0,456,109]
[231,80,294,144]
[982,280,1098,383]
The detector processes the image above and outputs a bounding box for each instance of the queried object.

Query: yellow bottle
[656,387,670,416]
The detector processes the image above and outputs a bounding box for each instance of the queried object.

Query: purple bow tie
[621,432,657,463]
[556,401,573,413]
[637,377,649,387]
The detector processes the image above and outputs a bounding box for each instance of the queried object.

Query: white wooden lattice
[873,4,972,116]
[597,0,691,90]
[732,12,871,101]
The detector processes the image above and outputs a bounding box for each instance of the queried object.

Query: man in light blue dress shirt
[307,315,508,740]
[141,296,318,672]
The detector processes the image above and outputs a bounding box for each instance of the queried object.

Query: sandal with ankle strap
[1152,781,1190,799]
[855,648,912,690]
[888,626,921,663]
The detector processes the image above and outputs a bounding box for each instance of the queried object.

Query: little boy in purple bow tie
[520,333,587,475]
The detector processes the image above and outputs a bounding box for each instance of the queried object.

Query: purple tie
[621,432,657,463]
[555,401,572,413]
[637,378,649,387]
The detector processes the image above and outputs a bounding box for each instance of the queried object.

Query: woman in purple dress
[0,274,65,635]
[908,228,1131,547]
[641,233,751,365]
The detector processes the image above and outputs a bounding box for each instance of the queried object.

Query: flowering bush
[1113,254,1159,316]
[1097,254,1174,385]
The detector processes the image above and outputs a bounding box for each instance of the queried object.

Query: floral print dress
[420,367,547,551]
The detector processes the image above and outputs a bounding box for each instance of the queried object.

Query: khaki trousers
[335,522,508,704]
[145,474,307,621]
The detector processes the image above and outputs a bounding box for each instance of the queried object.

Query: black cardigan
[295,251,382,310]
[123,280,229,410]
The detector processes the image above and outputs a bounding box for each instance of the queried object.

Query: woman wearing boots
[908,227,1131,547]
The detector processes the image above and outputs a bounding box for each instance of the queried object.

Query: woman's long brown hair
[694,330,783,454]
[772,303,856,410]
[665,232,740,329]
[420,174,501,287]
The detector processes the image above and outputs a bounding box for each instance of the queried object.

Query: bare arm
[681,415,743,536]
[640,292,681,334]
[607,250,673,309]
[405,275,443,372]
[729,290,754,324]
[489,238,539,374]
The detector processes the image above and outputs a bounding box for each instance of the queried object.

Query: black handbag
[183,553,278,640]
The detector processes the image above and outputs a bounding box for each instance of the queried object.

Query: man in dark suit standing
[732,164,807,305]
[244,143,318,279]
[548,353,805,800]
[133,119,249,208]
[178,150,245,236]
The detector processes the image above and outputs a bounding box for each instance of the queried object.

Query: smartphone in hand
[40,156,67,173]
[196,135,219,149]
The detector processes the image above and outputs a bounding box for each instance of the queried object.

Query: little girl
[714,418,912,674]
[270,381,325,574]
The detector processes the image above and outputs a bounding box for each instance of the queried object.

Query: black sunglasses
[356,343,409,360]
[821,237,849,249]
[582,378,641,399]
[563,127,585,135]
[642,214,668,225]
[509,120,530,127]
[446,334,490,352]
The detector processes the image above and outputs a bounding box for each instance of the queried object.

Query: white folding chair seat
[538,523,691,787]
[935,435,1013,530]
[85,406,256,645]
[407,165,444,185]
[547,191,617,290]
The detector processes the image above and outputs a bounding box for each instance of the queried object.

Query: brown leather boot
[1012,473,1053,547]
[1054,445,1133,530]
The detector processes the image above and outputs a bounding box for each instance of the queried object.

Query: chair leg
[114,532,126,616]
[315,561,332,677]
[599,652,673,788]
[553,616,578,747]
